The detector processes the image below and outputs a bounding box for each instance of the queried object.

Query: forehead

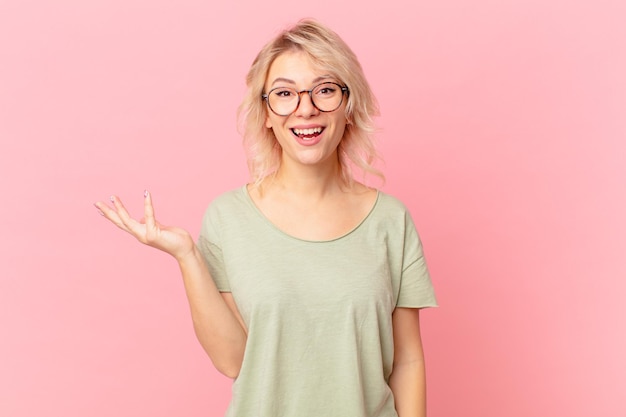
[265,51,334,87]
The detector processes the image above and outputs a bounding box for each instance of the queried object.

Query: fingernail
[94,203,104,216]
[110,195,115,202]
[144,190,149,198]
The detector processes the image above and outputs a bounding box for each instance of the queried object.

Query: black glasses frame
[262,82,349,116]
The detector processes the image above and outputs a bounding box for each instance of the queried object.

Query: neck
[270,154,348,199]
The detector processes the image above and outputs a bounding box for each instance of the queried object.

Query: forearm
[389,359,427,417]
[177,246,247,378]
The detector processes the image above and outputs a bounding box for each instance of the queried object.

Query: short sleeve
[395,212,438,308]
[197,206,231,292]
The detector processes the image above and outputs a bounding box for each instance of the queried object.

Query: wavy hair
[238,19,383,186]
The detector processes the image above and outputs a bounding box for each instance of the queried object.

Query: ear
[265,115,273,129]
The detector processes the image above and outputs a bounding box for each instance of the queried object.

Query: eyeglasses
[262,82,349,116]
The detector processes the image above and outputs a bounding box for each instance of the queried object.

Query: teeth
[292,127,323,135]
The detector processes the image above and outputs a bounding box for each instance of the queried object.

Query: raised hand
[94,190,195,261]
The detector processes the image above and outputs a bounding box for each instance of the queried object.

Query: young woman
[95,19,437,417]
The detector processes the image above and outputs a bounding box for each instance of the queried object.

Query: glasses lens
[268,88,299,116]
[311,83,344,112]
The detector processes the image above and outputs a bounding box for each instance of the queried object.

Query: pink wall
[1,1,624,416]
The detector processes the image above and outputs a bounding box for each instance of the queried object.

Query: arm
[94,191,247,378]
[388,307,428,417]
[177,247,247,378]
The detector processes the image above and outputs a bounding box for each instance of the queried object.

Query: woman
[94,19,437,417]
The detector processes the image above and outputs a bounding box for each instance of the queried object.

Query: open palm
[94,191,194,261]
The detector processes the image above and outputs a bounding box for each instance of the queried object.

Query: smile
[291,127,324,140]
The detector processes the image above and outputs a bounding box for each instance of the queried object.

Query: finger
[110,195,134,227]
[94,202,105,216]
[110,195,144,236]
[94,201,130,232]
[144,190,157,230]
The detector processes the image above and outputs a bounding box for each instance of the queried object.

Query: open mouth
[291,127,324,140]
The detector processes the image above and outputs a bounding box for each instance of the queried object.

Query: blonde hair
[238,19,383,186]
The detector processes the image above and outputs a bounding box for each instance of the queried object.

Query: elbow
[214,360,241,379]
[193,328,246,379]
[208,346,244,379]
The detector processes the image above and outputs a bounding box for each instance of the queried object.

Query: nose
[294,90,319,117]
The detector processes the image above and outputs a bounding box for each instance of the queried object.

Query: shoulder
[375,191,412,217]
[205,186,248,213]
[368,191,422,239]
[200,186,250,228]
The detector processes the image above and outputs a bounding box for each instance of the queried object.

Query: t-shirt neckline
[240,185,381,244]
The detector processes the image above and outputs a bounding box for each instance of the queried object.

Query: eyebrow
[269,75,335,87]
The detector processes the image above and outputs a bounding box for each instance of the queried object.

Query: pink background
[1,1,624,416]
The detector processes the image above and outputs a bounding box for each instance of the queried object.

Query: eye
[314,83,338,96]
[272,88,295,98]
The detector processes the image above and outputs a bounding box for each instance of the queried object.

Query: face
[264,51,348,171]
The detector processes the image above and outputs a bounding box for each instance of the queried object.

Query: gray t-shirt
[197,186,437,417]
